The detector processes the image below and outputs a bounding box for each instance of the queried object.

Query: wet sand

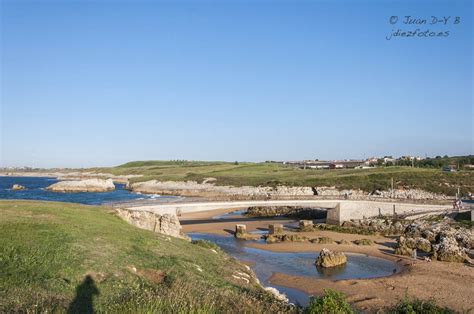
[181,207,474,312]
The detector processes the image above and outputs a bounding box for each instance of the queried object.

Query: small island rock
[46,178,115,193]
[315,248,347,268]
[11,184,26,191]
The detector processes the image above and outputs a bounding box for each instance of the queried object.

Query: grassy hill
[94,161,473,196]
[0,200,289,313]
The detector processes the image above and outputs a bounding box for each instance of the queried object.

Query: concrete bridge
[124,199,451,225]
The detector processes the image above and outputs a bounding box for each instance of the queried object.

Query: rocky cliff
[46,178,115,192]
[115,208,184,239]
[127,180,449,201]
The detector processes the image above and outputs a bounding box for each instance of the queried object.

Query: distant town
[275,154,474,171]
[2,155,473,172]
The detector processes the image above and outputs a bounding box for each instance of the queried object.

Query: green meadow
[94,161,473,196]
[0,200,289,313]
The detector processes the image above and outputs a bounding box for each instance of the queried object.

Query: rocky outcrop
[245,206,326,219]
[315,248,347,268]
[341,218,408,235]
[127,180,449,200]
[46,179,115,193]
[115,208,184,239]
[395,221,472,262]
[432,236,467,262]
[126,180,315,199]
[11,184,26,191]
[353,239,374,246]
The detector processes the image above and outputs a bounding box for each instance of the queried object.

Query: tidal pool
[189,232,399,306]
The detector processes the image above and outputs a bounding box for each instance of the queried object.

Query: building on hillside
[329,160,365,169]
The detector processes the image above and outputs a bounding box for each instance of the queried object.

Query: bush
[304,289,353,314]
[388,296,454,314]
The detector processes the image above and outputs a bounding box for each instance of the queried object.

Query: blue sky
[1,0,472,167]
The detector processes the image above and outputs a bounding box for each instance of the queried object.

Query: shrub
[388,295,454,314]
[303,289,353,314]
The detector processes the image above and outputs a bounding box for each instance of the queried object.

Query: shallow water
[0,176,177,205]
[189,232,399,306]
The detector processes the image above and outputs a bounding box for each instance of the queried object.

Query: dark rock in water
[315,248,347,268]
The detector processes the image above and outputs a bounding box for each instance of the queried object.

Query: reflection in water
[189,233,399,306]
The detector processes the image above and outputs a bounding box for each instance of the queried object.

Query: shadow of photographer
[68,275,100,314]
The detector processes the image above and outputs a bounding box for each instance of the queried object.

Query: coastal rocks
[353,239,374,246]
[246,206,326,219]
[46,179,115,193]
[341,218,408,235]
[264,287,289,303]
[310,237,335,244]
[269,224,284,235]
[432,236,468,263]
[264,233,308,243]
[127,179,449,201]
[126,180,315,199]
[234,224,260,240]
[315,248,347,268]
[11,184,26,191]
[395,221,472,262]
[115,208,184,239]
[415,237,432,253]
[299,220,314,231]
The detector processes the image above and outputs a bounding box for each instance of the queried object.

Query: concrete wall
[331,201,449,224]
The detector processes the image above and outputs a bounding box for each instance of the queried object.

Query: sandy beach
[181,207,474,313]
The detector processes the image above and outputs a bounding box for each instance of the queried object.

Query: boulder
[415,237,432,253]
[265,235,280,244]
[353,239,374,246]
[433,236,468,263]
[311,237,335,244]
[46,179,115,193]
[282,234,308,242]
[115,209,184,239]
[11,184,26,191]
[235,224,247,236]
[299,220,314,232]
[315,248,347,268]
[268,224,284,235]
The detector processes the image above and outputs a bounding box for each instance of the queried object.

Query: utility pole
[391,177,394,198]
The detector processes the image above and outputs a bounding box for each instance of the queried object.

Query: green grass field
[93,161,473,196]
[0,200,289,313]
